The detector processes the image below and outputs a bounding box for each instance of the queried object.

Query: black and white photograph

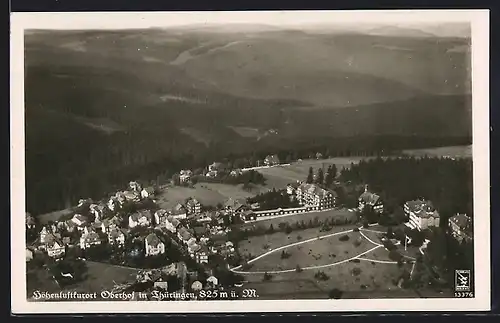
[10,10,490,313]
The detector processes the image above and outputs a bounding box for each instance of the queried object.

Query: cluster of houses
[286,182,337,210]
[27,180,242,269]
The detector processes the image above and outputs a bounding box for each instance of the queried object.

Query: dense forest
[339,156,473,224]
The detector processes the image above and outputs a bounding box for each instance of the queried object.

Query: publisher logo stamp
[455,270,470,292]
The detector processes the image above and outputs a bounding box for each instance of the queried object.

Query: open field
[240,208,358,230]
[63,261,139,296]
[249,231,373,272]
[156,182,269,209]
[238,225,358,259]
[402,145,472,158]
[27,267,62,297]
[242,258,404,298]
[256,157,371,188]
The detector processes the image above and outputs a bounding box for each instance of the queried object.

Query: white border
[10,10,490,313]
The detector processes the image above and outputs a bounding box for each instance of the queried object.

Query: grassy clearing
[63,261,139,295]
[238,225,358,259]
[27,267,61,298]
[402,145,472,158]
[156,182,271,209]
[257,157,370,185]
[240,208,358,231]
[249,232,374,272]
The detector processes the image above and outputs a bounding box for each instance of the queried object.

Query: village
[25,153,474,300]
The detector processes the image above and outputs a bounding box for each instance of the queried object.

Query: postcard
[10,9,490,313]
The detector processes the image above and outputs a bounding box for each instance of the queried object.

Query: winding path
[231,224,387,275]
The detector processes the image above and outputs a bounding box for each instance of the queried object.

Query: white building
[358,186,384,214]
[404,199,440,231]
[296,183,335,209]
[145,233,165,256]
[448,213,473,243]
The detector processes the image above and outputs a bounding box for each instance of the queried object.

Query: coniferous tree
[317,168,324,185]
[306,167,314,184]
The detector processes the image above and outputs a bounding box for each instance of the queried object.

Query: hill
[24,28,472,214]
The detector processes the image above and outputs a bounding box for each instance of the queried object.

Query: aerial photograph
[24,20,474,301]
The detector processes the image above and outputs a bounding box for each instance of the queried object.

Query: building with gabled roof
[358,185,384,214]
[404,199,440,231]
[264,154,280,166]
[108,228,126,246]
[145,233,165,256]
[129,210,153,228]
[449,213,473,243]
[171,204,187,220]
[80,229,102,249]
[296,183,335,209]
[186,198,202,215]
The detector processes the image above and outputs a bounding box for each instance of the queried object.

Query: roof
[186,198,201,206]
[224,198,244,210]
[166,215,181,227]
[83,231,101,242]
[193,226,208,236]
[155,209,168,218]
[287,182,300,189]
[178,227,192,241]
[298,183,334,199]
[265,154,280,163]
[143,187,155,194]
[145,233,162,246]
[172,204,186,215]
[109,228,125,239]
[405,200,439,218]
[130,210,153,221]
[449,213,472,232]
[73,214,88,223]
[180,169,192,176]
[359,191,380,205]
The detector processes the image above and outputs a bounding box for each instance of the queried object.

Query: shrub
[314,271,330,281]
[389,250,403,262]
[295,265,303,273]
[280,250,291,259]
[353,228,360,232]
[352,267,362,276]
[297,235,302,241]
[353,239,362,247]
[263,272,273,281]
[339,235,350,242]
[328,288,343,299]
[352,259,361,263]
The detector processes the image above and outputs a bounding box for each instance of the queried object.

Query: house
[186,198,202,215]
[358,186,384,214]
[91,220,106,233]
[240,210,256,222]
[129,181,142,192]
[108,197,118,212]
[206,162,225,178]
[26,212,36,230]
[230,169,243,177]
[46,240,66,258]
[129,210,153,228]
[315,152,324,160]
[193,226,208,239]
[177,227,193,244]
[194,246,209,264]
[296,183,336,209]
[71,214,88,228]
[145,233,165,256]
[165,215,181,233]
[115,192,127,206]
[154,209,169,227]
[108,228,126,246]
[286,182,301,195]
[264,154,280,166]
[224,198,246,214]
[61,220,77,232]
[89,204,103,221]
[404,199,440,231]
[79,229,102,249]
[26,248,34,262]
[448,213,473,243]
[171,204,187,220]
[124,190,140,202]
[179,170,193,184]
[77,198,93,208]
[207,276,219,287]
[39,226,53,244]
[101,216,121,233]
[141,187,155,199]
